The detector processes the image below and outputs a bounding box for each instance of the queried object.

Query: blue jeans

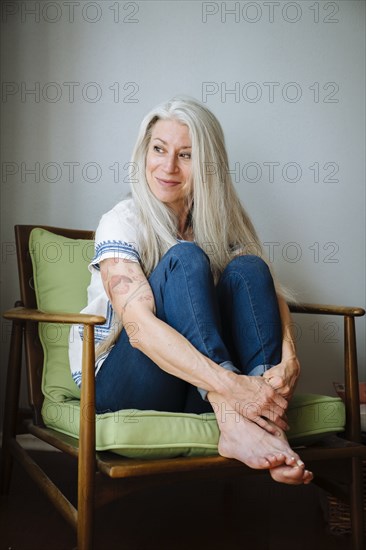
[95,243,282,414]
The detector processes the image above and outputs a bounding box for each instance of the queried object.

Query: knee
[226,254,272,282]
[164,242,212,280]
[167,242,210,268]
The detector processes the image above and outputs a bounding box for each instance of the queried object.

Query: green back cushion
[29,228,94,402]
[30,228,345,459]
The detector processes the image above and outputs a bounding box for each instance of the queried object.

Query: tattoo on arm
[101,260,155,316]
[121,281,151,311]
[108,274,133,295]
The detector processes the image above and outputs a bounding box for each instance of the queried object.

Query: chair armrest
[3,305,101,458]
[3,306,106,325]
[289,302,365,442]
[2,305,100,465]
[288,303,365,317]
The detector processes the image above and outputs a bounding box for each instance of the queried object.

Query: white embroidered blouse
[68,197,141,388]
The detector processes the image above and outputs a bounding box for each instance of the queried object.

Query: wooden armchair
[1,224,366,550]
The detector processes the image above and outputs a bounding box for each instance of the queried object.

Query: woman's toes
[284,455,303,468]
[270,464,307,485]
[266,454,283,467]
[303,470,314,484]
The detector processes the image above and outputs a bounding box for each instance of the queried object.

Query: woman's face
[145,119,192,216]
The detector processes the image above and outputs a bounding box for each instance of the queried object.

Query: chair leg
[350,457,365,550]
[77,460,95,550]
[77,324,96,550]
[0,321,23,494]
[77,488,94,550]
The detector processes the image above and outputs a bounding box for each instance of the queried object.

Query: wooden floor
[0,439,354,550]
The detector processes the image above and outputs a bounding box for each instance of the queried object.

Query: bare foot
[214,407,302,470]
[210,395,313,485]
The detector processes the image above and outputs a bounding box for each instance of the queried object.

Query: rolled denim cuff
[247,364,273,377]
[197,361,241,401]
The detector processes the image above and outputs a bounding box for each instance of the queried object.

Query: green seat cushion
[42,398,219,458]
[30,228,345,459]
[41,393,345,459]
[286,393,345,446]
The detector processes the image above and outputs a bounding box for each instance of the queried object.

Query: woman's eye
[180,152,191,159]
[153,145,164,153]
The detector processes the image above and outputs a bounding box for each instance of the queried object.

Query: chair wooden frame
[1,224,366,550]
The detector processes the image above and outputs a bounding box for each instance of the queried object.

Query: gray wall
[1,0,365,427]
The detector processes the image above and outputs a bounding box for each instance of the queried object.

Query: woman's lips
[156,178,181,187]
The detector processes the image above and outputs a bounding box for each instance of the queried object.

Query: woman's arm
[262,294,300,399]
[100,257,289,433]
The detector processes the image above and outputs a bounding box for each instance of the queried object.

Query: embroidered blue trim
[72,371,82,388]
[92,240,139,269]
[72,350,111,388]
[78,302,115,343]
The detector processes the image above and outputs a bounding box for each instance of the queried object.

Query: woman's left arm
[262,294,300,400]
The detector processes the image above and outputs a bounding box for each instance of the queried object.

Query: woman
[69,96,313,485]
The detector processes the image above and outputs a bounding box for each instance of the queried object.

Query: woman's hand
[218,373,290,435]
[262,356,300,401]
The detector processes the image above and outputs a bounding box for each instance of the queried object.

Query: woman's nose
[163,154,179,173]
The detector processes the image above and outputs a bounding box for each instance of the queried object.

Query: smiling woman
[68,96,312,486]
